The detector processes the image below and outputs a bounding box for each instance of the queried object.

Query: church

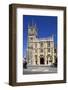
[26,23,56,66]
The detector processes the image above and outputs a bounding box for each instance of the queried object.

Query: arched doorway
[47,55,52,65]
[40,57,44,64]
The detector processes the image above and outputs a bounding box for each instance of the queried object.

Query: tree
[54,57,57,67]
[23,60,27,69]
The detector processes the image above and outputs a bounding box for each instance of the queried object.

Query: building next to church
[26,23,56,66]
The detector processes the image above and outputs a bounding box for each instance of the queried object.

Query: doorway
[40,57,44,64]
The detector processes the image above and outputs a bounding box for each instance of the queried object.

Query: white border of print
[16,8,64,82]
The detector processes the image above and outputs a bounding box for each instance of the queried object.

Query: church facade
[27,24,55,65]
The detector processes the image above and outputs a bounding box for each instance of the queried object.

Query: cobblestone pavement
[23,65,57,75]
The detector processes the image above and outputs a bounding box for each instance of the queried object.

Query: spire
[28,22,30,29]
[35,23,36,28]
[32,20,34,27]
[52,34,54,41]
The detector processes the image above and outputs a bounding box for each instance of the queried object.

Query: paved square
[23,65,57,75]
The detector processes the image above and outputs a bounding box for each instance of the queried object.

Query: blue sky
[23,15,57,58]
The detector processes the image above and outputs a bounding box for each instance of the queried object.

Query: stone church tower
[27,23,55,66]
[27,23,37,64]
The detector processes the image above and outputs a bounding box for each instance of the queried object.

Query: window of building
[40,42,43,47]
[35,55,37,64]
[35,43,37,48]
[49,59,52,62]
[35,55,37,60]
[48,48,50,52]
[30,37,33,40]
[35,49,37,53]
[28,43,33,49]
[40,49,43,53]
[51,48,53,53]
[54,48,56,53]
[47,41,50,47]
